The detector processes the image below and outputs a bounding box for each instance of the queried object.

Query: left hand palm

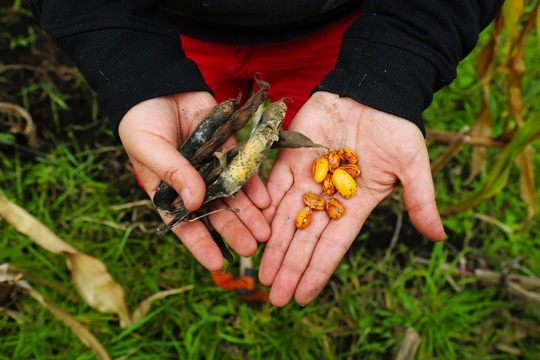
[259,92,445,306]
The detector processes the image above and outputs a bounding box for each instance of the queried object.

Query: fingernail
[181,187,194,209]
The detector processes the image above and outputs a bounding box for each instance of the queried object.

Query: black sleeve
[314,0,505,135]
[28,0,211,139]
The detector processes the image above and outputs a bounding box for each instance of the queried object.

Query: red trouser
[180,12,360,130]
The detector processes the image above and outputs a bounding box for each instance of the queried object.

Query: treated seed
[326,151,341,173]
[296,207,313,229]
[332,168,357,199]
[338,147,359,164]
[303,192,325,210]
[338,164,361,179]
[312,157,329,183]
[325,198,345,220]
[322,174,336,196]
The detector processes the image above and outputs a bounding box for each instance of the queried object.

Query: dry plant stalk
[426,129,509,148]
[394,327,421,360]
[466,13,504,182]
[0,102,40,148]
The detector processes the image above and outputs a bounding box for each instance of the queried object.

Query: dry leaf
[131,286,194,324]
[516,146,537,223]
[426,129,508,147]
[473,213,514,234]
[27,287,112,360]
[430,129,467,176]
[66,252,132,328]
[0,192,78,254]
[0,102,39,148]
[1,193,192,330]
[0,192,131,327]
[0,264,20,308]
[467,19,502,183]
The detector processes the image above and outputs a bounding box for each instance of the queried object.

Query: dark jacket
[29,0,504,138]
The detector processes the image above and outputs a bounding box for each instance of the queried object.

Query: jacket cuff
[314,39,438,136]
[56,28,211,139]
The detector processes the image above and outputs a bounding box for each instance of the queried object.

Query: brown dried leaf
[0,102,40,148]
[468,20,502,183]
[27,287,112,360]
[0,193,78,254]
[468,103,491,183]
[506,0,538,127]
[0,193,131,327]
[0,264,20,309]
[66,253,132,328]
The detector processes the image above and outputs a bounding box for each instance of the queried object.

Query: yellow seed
[338,147,359,164]
[325,198,345,220]
[295,207,313,229]
[303,192,325,210]
[322,174,336,196]
[312,157,329,183]
[332,168,357,199]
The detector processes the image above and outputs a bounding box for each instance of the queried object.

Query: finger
[291,202,369,306]
[206,200,258,257]
[169,218,224,271]
[208,189,270,248]
[126,136,206,212]
[401,161,446,242]
[275,185,379,306]
[262,151,297,225]
[258,184,305,286]
[223,189,271,242]
[267,210,330,307]
[242,174,271,211]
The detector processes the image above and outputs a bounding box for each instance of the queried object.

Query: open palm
[259,92,446,306]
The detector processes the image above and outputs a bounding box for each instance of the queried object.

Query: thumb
[401,161,446,242]
[136,139,206,212]
[118,116,207,212]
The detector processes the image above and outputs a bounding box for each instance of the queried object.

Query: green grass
[2,2,540,359]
